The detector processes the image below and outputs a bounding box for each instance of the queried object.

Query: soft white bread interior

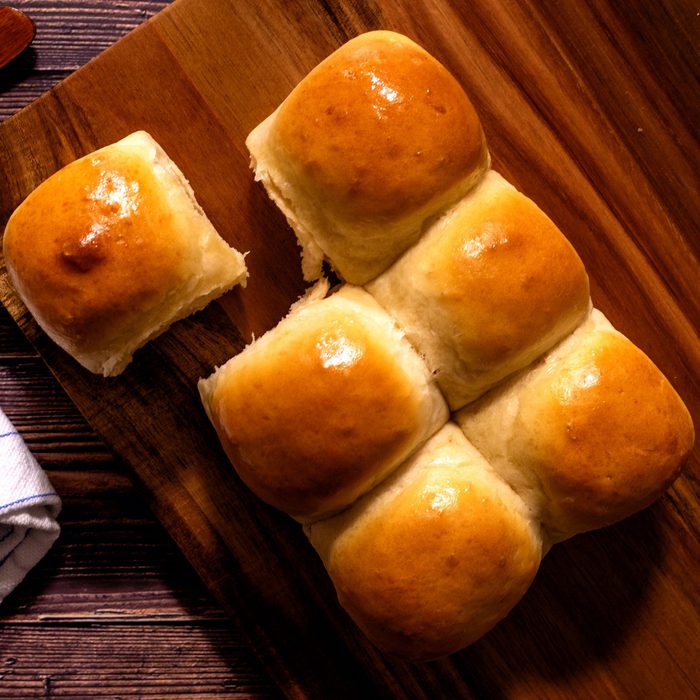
[305,423,543,660]
[2,130,248,377]
[198,283,448,523]
[456,309,695,542]
[246,30,490,285]
[367,170,591,410]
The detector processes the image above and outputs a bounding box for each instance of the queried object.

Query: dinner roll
[305,423,543,660]
[2,131,247,377]
[198,283,448,522]
[367,170,591,409]
[456,309,694,542]
[246,30,490,285]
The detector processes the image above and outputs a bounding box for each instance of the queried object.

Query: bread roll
[456,309,694,542]
[367,170,591,410]
[2,131,247,377]
[199,283,448,522]
[305,423,543,660]
[246,30,490,285]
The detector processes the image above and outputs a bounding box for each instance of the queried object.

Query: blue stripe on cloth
[0,493,58,512]
[0,431,21,439]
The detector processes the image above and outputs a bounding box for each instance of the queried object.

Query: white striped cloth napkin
[0,408,61,603]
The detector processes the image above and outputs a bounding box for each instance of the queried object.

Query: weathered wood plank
[5,1,170,69]
[0,360,112,467]
[0,626,282,699]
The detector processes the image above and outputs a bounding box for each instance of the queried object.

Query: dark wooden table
[1,1,699,699]
[0,2,279,697]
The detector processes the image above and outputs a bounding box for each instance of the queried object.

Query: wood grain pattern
[1,627,279,699]
[0,1,169,120]
[1,3,278,696]
[0,0,698,697]
[0,300,279,696]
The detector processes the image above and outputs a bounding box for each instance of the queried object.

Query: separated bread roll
[456,309,694,542]
[2,131,247,377]
[367,170,591,410]
[305,423,543,660]
[199,283,448,522]
[246,30,490,285]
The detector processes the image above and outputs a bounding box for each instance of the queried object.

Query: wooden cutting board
[1,1,698,697]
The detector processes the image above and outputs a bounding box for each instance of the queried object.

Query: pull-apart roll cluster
[199,31,693,660]
[4,26,689,664]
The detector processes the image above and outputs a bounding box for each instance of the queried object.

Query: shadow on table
[0,47,36,91]
[445,505,665,698]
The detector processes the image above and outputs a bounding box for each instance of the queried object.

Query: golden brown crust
[435,181,590,366]
[367,170,591,408]
[4,144,184,350]
[3,131,246,376]
[513,329,694,536]
[247,31,490,284]
[203,287,447,521]
[272,31,486,221]
[308,425,541,659]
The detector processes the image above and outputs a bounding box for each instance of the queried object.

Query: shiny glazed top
[514,330,695,537]
[3,145,184,350]
[319,425,541,660]
[208,305,428,521]
[273,30,487,220]
[430,174,590,368]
